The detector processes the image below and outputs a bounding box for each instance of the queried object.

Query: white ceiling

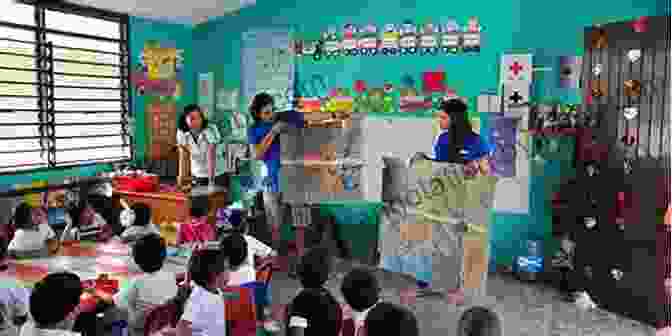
[65,0,253,25]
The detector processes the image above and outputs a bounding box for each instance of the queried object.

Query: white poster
[242,29,294,112]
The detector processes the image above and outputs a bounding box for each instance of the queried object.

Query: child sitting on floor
[177,205,216,248]
[175,247,230,336]
[340,268,382,336]
[220,219,275,286]
[120,203,159,244]
[0,236,29,336]
[286,246,342,336]
[457,306,502,336]
[19,272,83,336]
[114,233,178,336]
[8,202,57,258]
[364,302,419,336]
[61,201,112,242]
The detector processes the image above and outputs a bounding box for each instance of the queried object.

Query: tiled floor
[270,260,659,336]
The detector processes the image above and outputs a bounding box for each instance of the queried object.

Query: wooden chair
[144,302,179,336]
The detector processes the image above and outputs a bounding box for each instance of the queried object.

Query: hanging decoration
[462,16,482,52]
[358,24,380,56]
[380,24,401,55]
[624,79,642,97]
[590,79,607,98]
[631,16,648,33]
[441,19,461,54]
[592,64,603,76]
[323,26,341,58]
[627,49,642,63]
[623,107,638,120]
[620,135,637,175]
[559,56,582,89]
[342,24,359,56]
[419,23,440,55]
[399,20,419,55]
[590,28,608,49]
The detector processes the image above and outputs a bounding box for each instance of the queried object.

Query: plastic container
[113,174,159,192]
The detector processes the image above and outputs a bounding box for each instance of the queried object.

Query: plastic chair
[222,286,257,336]
[144,302,180,336]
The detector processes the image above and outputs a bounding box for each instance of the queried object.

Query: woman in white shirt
[177,104,228,187]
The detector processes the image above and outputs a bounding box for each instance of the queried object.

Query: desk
[112,186,229,245]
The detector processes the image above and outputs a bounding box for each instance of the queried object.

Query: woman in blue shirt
[430,98,493,164]
[247,93,303,248]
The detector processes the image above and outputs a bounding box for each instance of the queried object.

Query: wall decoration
[500,54,533,83]
[198,72,214,118]
[342,24,359,56]
[559,56,582,89]
[441,19,461,54]
[590,28,607,49]
[626,49,642,63]
[623,106,638,120]
[477,93,501,113]
[502,82,530,113]
[323,26,341,57]
[631,16,648,33]
[590,79,607,98]
[216,88,239,111]
[419,23,440,55]
[592,63,602,76]
[399,20,419,55]
[462,17,482,52]
[422,71,446,94]
[380,24,401,55]
[146,98,177,160]
[358,24,380,56]
[241,29,295,112]
[131,41,184,97]
[624,79,641,97]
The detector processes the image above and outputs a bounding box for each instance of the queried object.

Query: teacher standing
[177,104,228,187]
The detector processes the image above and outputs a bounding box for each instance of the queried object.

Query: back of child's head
[188,247,229,289]
[341,268,380,312]
[457,306,502,336]
[219,232,248,268]
[190,204,208,219]
[365,302,418,336]
[0,236,8,261]
[132,233,167,273]
[30,271,82,327]
[297,245,332,289]
[130,203,152,227]
[12,202,34,230]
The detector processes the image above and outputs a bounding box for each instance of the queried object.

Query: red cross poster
[500,54,533,83]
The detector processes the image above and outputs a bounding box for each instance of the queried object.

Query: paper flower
[354,80,367,94]
[632,16,648,33]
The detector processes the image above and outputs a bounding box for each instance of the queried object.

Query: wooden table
[112,186,229,245]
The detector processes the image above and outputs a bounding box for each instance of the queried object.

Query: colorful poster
[198,72,215,118]
[131,40,183,98]
[500,54,533,84]
[241,29,295,112]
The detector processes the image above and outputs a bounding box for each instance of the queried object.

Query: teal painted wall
[191,0,664,266]
[0,17,194,187]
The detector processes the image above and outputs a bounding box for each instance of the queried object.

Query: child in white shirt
[176,248,230,336]
[19,272,83,336]
[8,203,55,258]
[114,234,178,336]
[0,237,29,336]
[119,203,160,244]
[220,219,275,286]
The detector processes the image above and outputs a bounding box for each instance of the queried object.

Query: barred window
[0,0,131,174]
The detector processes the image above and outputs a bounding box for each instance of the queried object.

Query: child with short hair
[19,272,83,336]
[175,248,230,336]
[0,236,29,336]
[340,268,381,336]
[220,219,276,286]
[457,306,502,336]
[8,202,56,258]
[61,201,111,242]
[364,302,419,336]
[286,246,341,336]
[120,203,159,243]
[177,205,216,248]
[114,234,178,336]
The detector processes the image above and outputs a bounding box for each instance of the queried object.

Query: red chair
[222,286,257,336]
[144,302,180,336]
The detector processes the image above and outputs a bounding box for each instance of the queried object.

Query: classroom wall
[0,17,194,187]
[191,0,664,266]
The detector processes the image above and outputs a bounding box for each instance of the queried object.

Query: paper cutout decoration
[323,26,341,57]
[627,49,641,63]
[590,79,607,98]
[381,24,401,55]
[401,74,416,88]
[502,82,530,115]
[302,40,318,56]
[631,16,648,33]
[420,23,440,55]
[590,28,607,49]
[592,63,603,76]
[399,20,419,55]
[354,80,367,94]
[293,40,304,56]
[422,71,446,94]
[477,94,501,113]
[359,24,379,56]
[624,79,641,97]
[462,17,482,52]
[623,107,638,120]
[441,19,461,54]
[342,24,359,56]
[559,56,582,89]
[500,54,533,83]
